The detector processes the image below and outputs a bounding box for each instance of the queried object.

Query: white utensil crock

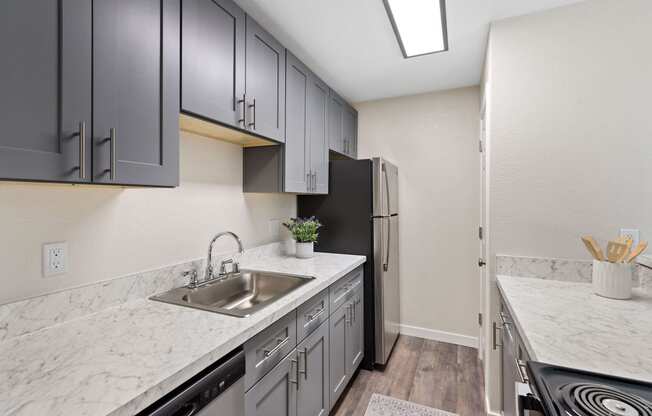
[295,242,314,259]
[592,260,633,300]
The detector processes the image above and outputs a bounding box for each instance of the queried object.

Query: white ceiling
[234,0,587,103]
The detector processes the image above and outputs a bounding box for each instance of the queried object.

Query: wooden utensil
[581,236,605,261]
[618,238,634,262]
[606,240,629,263]
[627,241,648,263]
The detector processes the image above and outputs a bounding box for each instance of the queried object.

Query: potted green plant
[283,217,322,258]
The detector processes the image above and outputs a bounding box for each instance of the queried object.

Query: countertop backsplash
[496,254,652,291]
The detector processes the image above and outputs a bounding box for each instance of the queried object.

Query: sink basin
[150,271,314,317]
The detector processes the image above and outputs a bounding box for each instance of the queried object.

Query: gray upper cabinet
[343,104,358,159]
[93,0,180,187]
[297,320,330,416]
[245,16,286,143]
[181,0,245,129]
[245,349,298,416]
[328,90,345,155]
[0,0,92,183]
[284,52,311,193]
[308,75,330,194]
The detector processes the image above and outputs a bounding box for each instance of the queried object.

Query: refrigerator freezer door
[373,214,400,365]
[372,158,399,217]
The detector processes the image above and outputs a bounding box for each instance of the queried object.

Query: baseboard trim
[399,324,479,348]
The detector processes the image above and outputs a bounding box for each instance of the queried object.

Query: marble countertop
[497,275,652,382]
[0,248,365,416]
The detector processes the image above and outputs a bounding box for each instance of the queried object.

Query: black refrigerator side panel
[297,159,376,369]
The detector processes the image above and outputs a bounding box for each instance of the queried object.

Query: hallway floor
[333,335,486,416]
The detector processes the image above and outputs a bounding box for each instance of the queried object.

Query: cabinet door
[0,0,92,183]
[297,320,330,416]
[284,51,309,193]
[93,0,180,186]
[329,302,350,410]
[343,104,358,158]
[181,0,245,129]
[327,90,345,154]
[347,287,364,375]
[308,75,330,194]
[245,349,298,416]
[245,16,285,143]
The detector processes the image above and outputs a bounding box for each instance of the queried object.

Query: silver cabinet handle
[306,307,325,323]
[345,304,351,325]
[263,336,289,358]
[237,94,246,127]
[313,172,317,191]
[289,356,299,388]
[74,122,86,179]
[499,311,512,326]
[298,348,308,379]
[248,98,256,130]
[107,127,116,180]
[306,172,311,192]
[492,321,502,350]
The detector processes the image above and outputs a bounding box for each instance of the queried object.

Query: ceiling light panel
[384,0,448,58]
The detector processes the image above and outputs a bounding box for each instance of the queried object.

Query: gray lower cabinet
[181,0,245,129]
[347,285,364,375]
[0,0,92,183]
[297,320,330,416]
[329,301,350,410]
[93,0,180,187]
[245,349,299,416]
[245,16,286,143]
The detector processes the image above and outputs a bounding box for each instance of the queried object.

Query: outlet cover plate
[43,242,68,277]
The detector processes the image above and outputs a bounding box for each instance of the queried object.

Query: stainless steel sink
[150,271,314,317]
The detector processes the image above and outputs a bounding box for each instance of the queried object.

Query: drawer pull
[263,336,289,359]
[516,359,530,383]
[298,348,308,379]
[499,311,512,326]
[305,307,325,323]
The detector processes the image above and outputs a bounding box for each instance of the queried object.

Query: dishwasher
[138,347,245,416]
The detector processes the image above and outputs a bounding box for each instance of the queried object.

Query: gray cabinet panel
[93,0,179,186]
[329,302,350,410]
[343,104,358,159]
[327,89,345,155]
[245,310,297,390]
[181,0,245,128]
[0,0,92,183]
[284,52,310,193]
[245,16,285,143]
[308,75,329,194]
[347,284,364,375]
[245,349,298,416]
[297,320,330,416]
[297,289,329,343]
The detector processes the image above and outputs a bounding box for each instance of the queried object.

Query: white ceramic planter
[592,260,633,300]
[295,242,314,259]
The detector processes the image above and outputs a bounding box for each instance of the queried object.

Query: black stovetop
[527,362,652,416]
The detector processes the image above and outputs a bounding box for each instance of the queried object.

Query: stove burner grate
[558,383,652,416]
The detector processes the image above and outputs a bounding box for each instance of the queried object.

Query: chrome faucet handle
[183,270,199,288]
[232,261,240,274]
[219,258,234,276]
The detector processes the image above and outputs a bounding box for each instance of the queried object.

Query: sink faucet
[204,231,244,285]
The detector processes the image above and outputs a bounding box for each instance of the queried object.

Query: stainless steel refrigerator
[298,157,400,367]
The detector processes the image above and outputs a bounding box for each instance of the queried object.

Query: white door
[478,102,487,361]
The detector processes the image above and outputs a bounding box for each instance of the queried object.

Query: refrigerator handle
[383,165,391,272]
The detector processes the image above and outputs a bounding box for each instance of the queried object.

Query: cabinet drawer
[296,289,329,342]
[244,310,297,390]
[329,267,363,314]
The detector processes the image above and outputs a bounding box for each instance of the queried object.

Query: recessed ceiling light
[383,0,449,58]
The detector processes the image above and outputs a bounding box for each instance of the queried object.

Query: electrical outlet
[43,242,68,277]
[620,229,640,248]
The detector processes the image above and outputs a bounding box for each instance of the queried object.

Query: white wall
[356,86,481,342]
[483,0,652,412]
[0,131,296,304]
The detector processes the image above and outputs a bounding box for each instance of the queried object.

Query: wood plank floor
[333,336,486,416]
